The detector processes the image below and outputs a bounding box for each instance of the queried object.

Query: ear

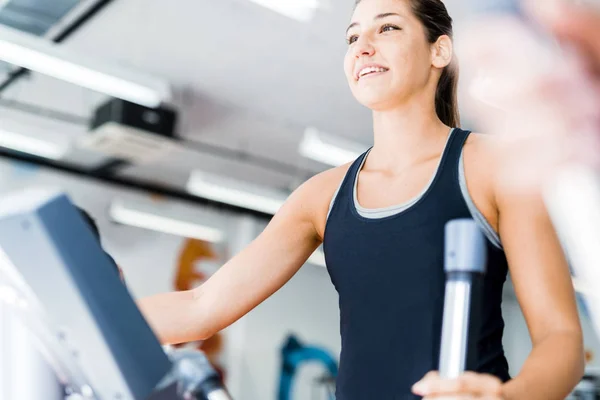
[431,35,453,69]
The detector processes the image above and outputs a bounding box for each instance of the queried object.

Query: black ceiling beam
[0,68,29,93]
[52,0,115,43]
[90,158,131,175]
[0,98,89,125]
[0,0,115,95]
[0,96,318,178]
[0,148,274,221]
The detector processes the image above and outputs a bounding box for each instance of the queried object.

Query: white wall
[232,261,341,400]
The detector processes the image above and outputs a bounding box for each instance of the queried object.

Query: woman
[138,0,584,398]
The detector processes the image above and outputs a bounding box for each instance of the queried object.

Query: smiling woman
[137,1,584,399]
[347,0,459,128]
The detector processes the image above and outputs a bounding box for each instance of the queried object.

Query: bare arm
[412,134,584,399]
[137,171,340,344]
[493,148,585,399]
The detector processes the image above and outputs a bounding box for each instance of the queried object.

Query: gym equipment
[439,219,487,378]
[277,335,338,400]
[0,188,230,400]
[0,188,489,399]
[161,347,231,400]
[568,374,599,399]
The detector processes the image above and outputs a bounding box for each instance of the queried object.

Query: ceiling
[0,0,472,208]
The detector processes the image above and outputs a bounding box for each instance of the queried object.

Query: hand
[537,1,600,80]
[412,371,504,400]
[458,1,600,195]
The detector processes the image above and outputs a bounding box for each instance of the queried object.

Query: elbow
[188,287,218,341]
[194,320,217,341]
[563,328,586,383]
[534,327,585,380]
[196,330,216,341]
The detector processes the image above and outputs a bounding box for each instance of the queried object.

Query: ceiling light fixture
[299,127,366,167]
[109,200,225,243]
[0,129,68,160]
[187,171,289,215]
[246,0,321,22]
[0,25,170,108]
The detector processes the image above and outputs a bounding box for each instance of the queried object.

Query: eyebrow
[346,12,403,35]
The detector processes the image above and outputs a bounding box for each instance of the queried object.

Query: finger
[422,371,440,380]
[413,371,440,387]
[415,372,503,396]
[547,5,600,75]
[524,0,600,77]
[553,7,600,55]
[413,371,440,392]
[526,0,600,49]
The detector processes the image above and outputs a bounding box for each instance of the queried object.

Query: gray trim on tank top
[326,130,503,249]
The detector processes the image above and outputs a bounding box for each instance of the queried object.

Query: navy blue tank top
[323,128,510,400]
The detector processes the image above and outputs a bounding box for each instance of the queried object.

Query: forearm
[502,331,584,400]
[137,289,211,345]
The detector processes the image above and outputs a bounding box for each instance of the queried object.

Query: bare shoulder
[466,131,545,197]
[289,163,351,241]
[461,132,503,231]
[462,131,545,220]
[463,131,501,160]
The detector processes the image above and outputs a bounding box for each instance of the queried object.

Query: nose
[353,36,375,58]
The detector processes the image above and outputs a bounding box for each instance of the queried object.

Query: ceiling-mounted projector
[80,98,180,164]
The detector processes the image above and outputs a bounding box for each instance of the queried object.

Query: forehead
[351,0,412,21]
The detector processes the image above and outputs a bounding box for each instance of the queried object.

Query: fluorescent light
[109,201,225,243]
[0,25,170,108]
[0,129,68,159]
[247,0,320,22]
[187,171,289,215]
[307,248,326,268]
[299,127,365,167]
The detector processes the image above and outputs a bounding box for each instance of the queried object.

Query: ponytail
[435,60,460,127]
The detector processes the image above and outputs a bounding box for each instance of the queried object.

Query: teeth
[359,66,387,78]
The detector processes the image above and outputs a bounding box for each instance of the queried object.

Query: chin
[355,92,400,111]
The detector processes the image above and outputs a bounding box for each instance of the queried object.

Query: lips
[356,64,389,80]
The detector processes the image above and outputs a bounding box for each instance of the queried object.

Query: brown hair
[354,0,460,127]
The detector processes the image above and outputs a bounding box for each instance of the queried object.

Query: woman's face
[344,0,435,111]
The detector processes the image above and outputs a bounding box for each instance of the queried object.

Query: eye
[346,34,358,45]
[380,24,400,33]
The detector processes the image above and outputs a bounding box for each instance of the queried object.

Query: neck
[369,97,451,171]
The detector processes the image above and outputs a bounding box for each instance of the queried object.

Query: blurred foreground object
[460,0,600,332]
